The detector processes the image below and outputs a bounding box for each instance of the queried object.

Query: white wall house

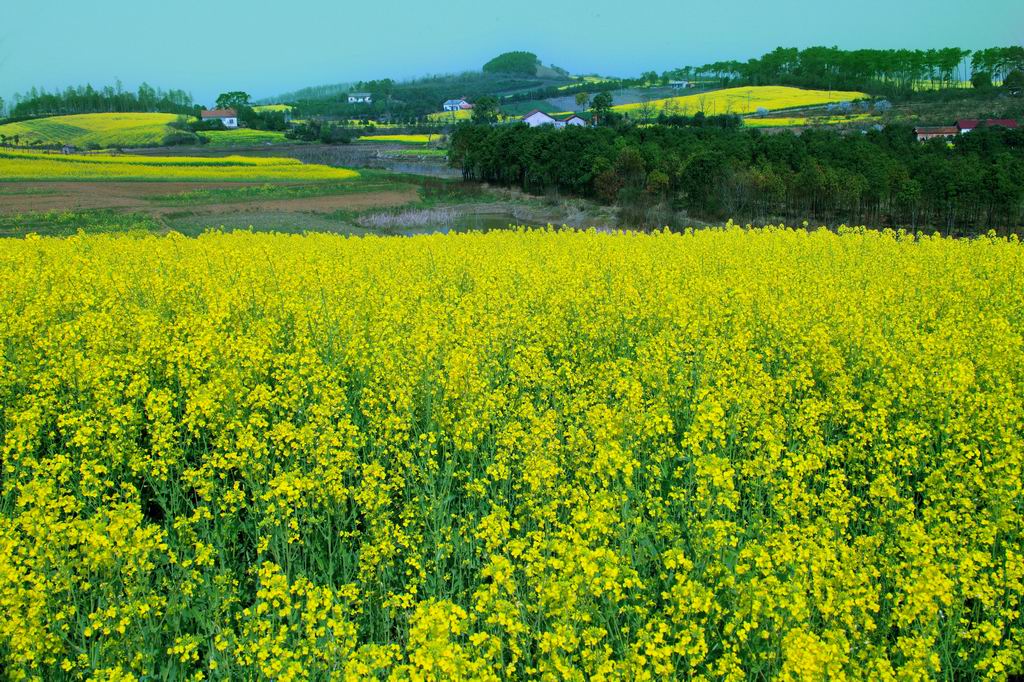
[443,98,473,112]
[200,109,238,129]
[521,110,588,129]
[348,92,373,104]
[522,110,557,127]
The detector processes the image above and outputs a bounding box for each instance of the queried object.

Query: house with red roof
[915,119,1018,141]
[200,109,238,129]
[914,126,959,142]
[956,119,1019,133]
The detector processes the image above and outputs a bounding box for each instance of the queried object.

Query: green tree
[590,92,613,125]
[215,91,252,110]
[575,92,590,109]
[1004,70,1024,95]
[472,96,500,124]
[970,71,993,89]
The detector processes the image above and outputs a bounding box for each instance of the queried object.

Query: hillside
[0,113,187,148]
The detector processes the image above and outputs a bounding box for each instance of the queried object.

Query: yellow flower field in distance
[252,104,294,113]
[0,148,359,182]
[428,109,473,122]
[0,112,181,147]
[0,226,1022,680]
[614,85,868,116]
[356,134,438,144]
[744,113,882,127]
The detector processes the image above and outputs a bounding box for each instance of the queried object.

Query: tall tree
[590,92,613,125]
[215,91,251,110]
[471,96,499,124]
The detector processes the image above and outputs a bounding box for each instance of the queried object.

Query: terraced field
[0,113,182,148]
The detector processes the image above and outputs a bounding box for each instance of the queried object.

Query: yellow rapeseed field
[0,149,359,182]
[614,86,868,116]
[0,113,181,147]
[428,109,473,122]
[0,226,1022,680]
[744,114,882,128]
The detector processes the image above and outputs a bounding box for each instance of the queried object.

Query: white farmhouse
[443,97,474,112]
[521,110,588,129]
[200,108,238,129]
[522,110,557,127]
[348,92,373,104]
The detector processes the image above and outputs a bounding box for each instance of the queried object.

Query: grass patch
[147,172,417,206]
[0,209,162,237]
[200,130,290,147]
[356,134,440,144]
[386,148,448,158]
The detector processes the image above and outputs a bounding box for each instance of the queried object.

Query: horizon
[2,0,1022,107]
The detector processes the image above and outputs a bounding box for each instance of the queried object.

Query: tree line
[663,46,1024,97]
[6,82,195,120]
[449,120,1024,234]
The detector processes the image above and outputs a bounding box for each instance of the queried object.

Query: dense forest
[6,83,195,119]
[449,121,1024,234]
[665,45,1024,96]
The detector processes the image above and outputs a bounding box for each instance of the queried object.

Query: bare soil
[0,182,418,215]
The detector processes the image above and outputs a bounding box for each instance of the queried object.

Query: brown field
[0,182,419,215]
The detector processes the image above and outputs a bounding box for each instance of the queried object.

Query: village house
[443,97,474,112]
[521,110,588,129]
[669,80,692,90]
[200,109,238,129]
[915,118,1019,141]
[913,126,959,142]
[956,118,1019,133]
[348,92,373,104]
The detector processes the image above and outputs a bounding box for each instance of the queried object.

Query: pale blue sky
[1,0,1021,106]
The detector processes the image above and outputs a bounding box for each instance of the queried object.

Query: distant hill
[483,51,541,76]
[255,84,353,105]
[268,60,576,120]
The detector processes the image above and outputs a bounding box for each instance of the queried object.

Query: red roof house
[956,118,1019,133]
[200,109,239,129]
[914,126,959,142]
